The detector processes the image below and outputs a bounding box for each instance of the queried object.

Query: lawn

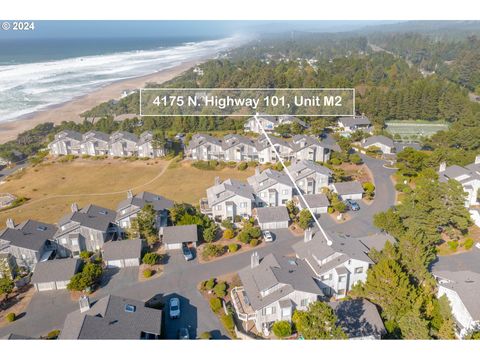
[0,158,255,225]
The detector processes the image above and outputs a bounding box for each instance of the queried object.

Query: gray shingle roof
[0,220,57,252]
[187,133,223,150]
[56,130,83,141]
[31,258,80,283]
[110,131,139,144]
[102,239,142,261]
[83,131,110,142]
[333,181,364,196]
[60,295,162,339]
[330,299,386,339]
[255,206,289,224]
[296,194,330,209]
[238,254,322,311]
[207,179,254,206]
[287,160,332,180]
[247,169,293,192]
[162,224,198,244]
[432,249,480,320]
[116,192,173,221]
[57,204,116,235]
[338,116,371,127]
[362,135,394,148]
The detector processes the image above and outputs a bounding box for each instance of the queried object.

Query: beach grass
[0,158,255,225]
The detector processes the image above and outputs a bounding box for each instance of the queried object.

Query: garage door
[124,258,139,267]
[341,194,362,201]
[166,243,182,250]
[37,282,56,291]
[56,281,69,290]
[107,260,124,268]
[261,221,288,230]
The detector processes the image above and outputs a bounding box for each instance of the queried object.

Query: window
[216,205,222,211]
[338,275,346,282]
[321,273,332,281]
[354,267,363,274]
[300,299,309,307]
[61,238,68,245]
[72,239,78,246]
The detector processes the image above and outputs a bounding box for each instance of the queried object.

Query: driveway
[0,161,27,180]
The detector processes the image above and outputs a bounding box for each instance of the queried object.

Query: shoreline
[0,57,205,144]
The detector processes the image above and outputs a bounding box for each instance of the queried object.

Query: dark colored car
[178,328,189,339]
[345,199,360,211]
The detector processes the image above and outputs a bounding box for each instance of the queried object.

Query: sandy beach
[0,59,201,144]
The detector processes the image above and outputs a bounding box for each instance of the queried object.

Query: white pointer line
[253,113,332,246]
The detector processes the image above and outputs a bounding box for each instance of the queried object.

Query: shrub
[330,157,342,165]
[79,251,93,261]
[210,297,222,313]
[237,162,248,171]
[46,330,61,339]
[221,219,234,230]
[464,237,474,250]
[199,331,212,339]
[213,282,227,298]
[272,321,292,338]
[234,215,243,223]
[221,313,235,333]
[349,153,363,165]
[238,230,251,244]
[203,226,217,243]
[228,243,239,253]
[298,209,313,229]
[248,226,262,239]
[327,207,334,214]
[203,244,223,258]
[142,252,159,265]
[143,268,153,278]
[362,182,375,193]
[448,241,459,252]
[6,313,15,322]
[395,183,408,192]
[249,238,259,247]
[223,228,235,239]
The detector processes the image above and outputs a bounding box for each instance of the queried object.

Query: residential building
[287,160,332,195]
[256,135,295,163]
[0,253,17,280]
[291,135,335,163]
[438,156,480,207]
[337,116,372,134]
[330,299,386,339]
[332,181,364,200]
[222,134,259,162]
[102,239,143,268]
[255,206,290,230]
[432,249,480,338]
[293,228,373,298]
[294,193,330,215]
[0,219,57,271]
[247,168,294,207]
[109,131,139,157]
[55,204,119,257]
[115,191,173,229]
[205,178,255,221]
[244,114,308,134]
[60,295,162,339]
[31,258,81,291]
[48,130,83,155]
[361,135,395,154]
[185,133,224,161]
[137,131,166,158]
[232,252,323,333]
[80,131,110,156]
[160,224,198,250]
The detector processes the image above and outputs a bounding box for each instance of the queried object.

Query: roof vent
[99,210,107,215]
[37,225,47,232]
[6,218,15,229]
[125,304,136,313]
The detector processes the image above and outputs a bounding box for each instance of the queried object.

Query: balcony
[199,198,212,215]
[231,286,256,322]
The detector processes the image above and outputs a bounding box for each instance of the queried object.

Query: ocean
[0,36,240,122]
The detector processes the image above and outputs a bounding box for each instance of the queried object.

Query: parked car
[182,244,194,261]
[169,297,181,319]
[178,328,189,339]
[263,230,273,242]
[345,199,360,211]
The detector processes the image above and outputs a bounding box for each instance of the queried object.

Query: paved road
[0,161,27,180]
[0,154,395,339]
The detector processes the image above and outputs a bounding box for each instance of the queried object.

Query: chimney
[255,166,261,176]
[251,251,260,268]
[304,227,313,243]
[127,190,133,199]
[71,203,79,213]
[214,176,221,186]
[79,295,91,313]
[475,154,480,165]
[439,162,447,173]
[6,218,15,229]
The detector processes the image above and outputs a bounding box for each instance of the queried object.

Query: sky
[0,20,400,39]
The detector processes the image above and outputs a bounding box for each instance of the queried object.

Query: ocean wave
[0,36,244,122]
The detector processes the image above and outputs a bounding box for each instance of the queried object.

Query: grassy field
[385,120,449,139]
[0,158,254,225]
